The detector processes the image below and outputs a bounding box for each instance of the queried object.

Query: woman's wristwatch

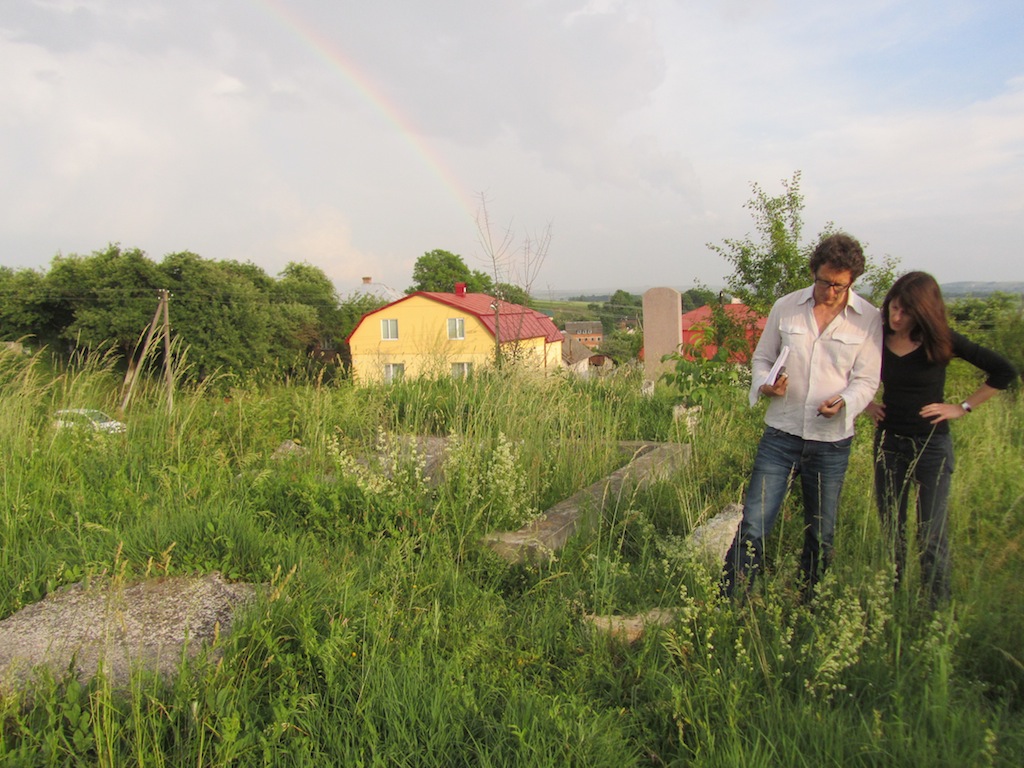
[960,401,972,413]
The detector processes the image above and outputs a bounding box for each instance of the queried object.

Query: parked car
[53,409,126,434]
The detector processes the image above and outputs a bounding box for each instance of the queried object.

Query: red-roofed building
[346,283,564,383]
[680,302,766,362]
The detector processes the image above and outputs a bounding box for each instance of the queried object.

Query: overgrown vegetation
[0,246,386,386]
[949,291,1024,378]
[1,347,1021,766]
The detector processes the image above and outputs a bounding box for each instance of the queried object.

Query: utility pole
[120,289,174,414]
[161,288,173,412]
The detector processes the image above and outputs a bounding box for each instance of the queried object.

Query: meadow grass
[1,349,1022,765]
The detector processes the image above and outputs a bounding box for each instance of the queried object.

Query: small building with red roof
[679,302,766,362]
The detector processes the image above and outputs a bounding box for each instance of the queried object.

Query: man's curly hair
[809,233,865,280]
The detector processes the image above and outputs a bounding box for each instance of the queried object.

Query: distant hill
[539,286,719,302]
[539,283,1024,301]
[940,282,1024,298]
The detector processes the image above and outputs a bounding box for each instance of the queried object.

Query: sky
[2,0,1022,299]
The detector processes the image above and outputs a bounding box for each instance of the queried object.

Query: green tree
[710,171,898,315]
[682,287,715,312]
[42,244,163,357]
[159,252,278,380]
[708,171,815,316]
[274,262,344,348]
[597,328,643,362]
[407,249,493,294]
[495,282,530,306]
[0,266,47,343]
[2,247,356,383]
[858,254,902,308]
[947,292,1024,388]
[989,297,1024,380]
[339,293,388,340]
[947,292,1020,335]
[592,289,642,335]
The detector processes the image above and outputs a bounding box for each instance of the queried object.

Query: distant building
[350,276,403,303]
[564,321,604,349]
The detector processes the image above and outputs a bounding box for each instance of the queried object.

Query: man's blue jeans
[722,426,853,597]
[873,429,954,607]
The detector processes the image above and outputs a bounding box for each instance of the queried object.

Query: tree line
[0,245,386,382]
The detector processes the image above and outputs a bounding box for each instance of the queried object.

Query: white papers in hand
[766,345,790,386]
[750,345,790,406]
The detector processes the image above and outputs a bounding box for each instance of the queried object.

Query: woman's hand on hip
[919,402,966,424]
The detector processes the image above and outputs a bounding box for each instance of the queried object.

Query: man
[721,233,882,599]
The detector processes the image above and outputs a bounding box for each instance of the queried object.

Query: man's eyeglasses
[814,277,851,294]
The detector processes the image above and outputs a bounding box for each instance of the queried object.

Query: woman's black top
[878,330,1017,436]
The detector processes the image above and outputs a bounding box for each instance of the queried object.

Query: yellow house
[346,284,564,384]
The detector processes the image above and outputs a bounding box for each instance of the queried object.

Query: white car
[53,409,126,434]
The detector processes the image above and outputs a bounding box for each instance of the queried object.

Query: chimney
[455,282,467,297]
[362,276,372,285]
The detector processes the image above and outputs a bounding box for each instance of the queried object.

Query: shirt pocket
[827,328,869,369]
[779,319,807,348]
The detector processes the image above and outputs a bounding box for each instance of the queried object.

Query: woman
[865,271,1017,607]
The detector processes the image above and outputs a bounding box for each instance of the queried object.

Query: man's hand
[817,396,844,418]
[759,372,788,398]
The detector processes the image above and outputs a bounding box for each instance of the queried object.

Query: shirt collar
[844,290,873,315]
[797,284,872,315]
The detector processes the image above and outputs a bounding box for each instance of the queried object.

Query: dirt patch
[0,572,258,695]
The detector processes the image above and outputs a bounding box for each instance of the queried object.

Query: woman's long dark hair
[881,271,953,364]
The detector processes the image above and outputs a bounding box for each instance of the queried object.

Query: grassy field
[529,298,600,330]
[1,349,1022,766]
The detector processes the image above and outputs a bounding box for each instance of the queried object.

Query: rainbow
[253,0,478,222]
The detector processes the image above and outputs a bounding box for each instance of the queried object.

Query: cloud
[2,0,1022,291]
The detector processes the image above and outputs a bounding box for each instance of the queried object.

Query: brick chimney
[362,276,372,285]
[455,282,467,297]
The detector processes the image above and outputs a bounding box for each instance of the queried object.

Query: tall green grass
[1,351,1021,765]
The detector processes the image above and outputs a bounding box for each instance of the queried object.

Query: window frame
[381,318,399,340]
[447,317,465,340]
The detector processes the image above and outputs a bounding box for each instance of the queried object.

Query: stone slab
[483,442,691,563]
[0,572,257,694]
[685,502,743,566]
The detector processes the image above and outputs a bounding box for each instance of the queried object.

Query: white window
[381,318,398,340]
[451,362,472,379]
[447,317,465,340]
[384,363,404,383]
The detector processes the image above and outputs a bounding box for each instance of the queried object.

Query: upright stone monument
[642,287,682,386]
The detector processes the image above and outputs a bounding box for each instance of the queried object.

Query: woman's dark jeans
[873,429,955,607]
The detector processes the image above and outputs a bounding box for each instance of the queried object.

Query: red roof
[347,291,562,344]
[680,303,765,332]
